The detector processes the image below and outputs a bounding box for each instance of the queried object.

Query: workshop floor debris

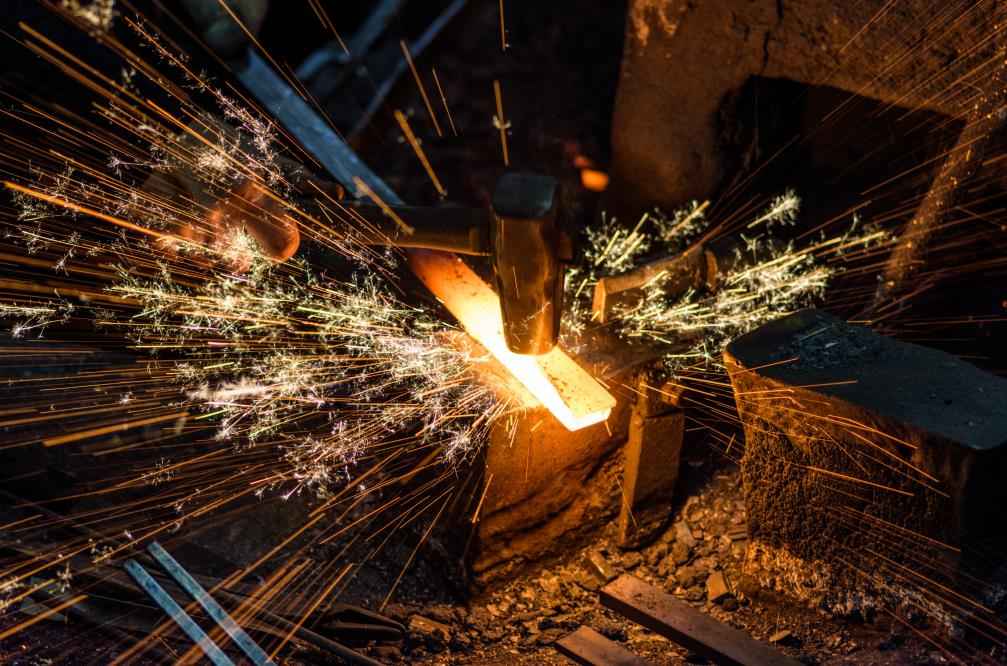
[365,447,950,665]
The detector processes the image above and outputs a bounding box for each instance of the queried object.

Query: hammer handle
[341,203,491,256]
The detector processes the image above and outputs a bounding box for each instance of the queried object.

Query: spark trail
[0,2,1002,663]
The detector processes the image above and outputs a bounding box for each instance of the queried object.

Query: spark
[400,40,443,137]
[394,110,448,197]
[353,177,415,235]
[493,80,510,166]
[746,189,800,229]
[61,0,117,34]
[498,0,508,51]
[0,15,524,637]
[0,4,996,662]
[431,67,458,136]
[565,195,891,374]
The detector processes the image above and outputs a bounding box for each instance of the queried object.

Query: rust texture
[609,0,1005,218]
[724,309,1007,607]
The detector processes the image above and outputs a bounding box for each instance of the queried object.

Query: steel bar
[349,0,468,138]
[147,541,273,666]
[1,531,384,664]
[601,575,800,666]
[407,250,615,431]
[266,613,384,666]
[235,51,399,202]
[124,559,235,666]
[296,0,407,78]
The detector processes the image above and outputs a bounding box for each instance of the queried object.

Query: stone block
[724,309,1007,605]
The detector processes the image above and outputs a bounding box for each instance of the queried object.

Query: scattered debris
[675,520,697,548]
[706,571,732,604]
[585,550,618,583]
[769,629,797,646]
[409,614,452,646]
[671,540,692,566]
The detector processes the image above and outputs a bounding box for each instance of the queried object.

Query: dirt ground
[369,434,955,665]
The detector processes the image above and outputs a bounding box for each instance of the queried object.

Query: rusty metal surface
[618,407,683,547]
[555,626,652,665]
[601,575,800,666]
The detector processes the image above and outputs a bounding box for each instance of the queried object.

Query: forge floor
[376,443,950,666]
[0,436,980,665]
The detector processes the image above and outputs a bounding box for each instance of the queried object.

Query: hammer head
[491,172,564,355]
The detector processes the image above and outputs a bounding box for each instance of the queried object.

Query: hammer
[341,172,569,356]
[177,6,567,355]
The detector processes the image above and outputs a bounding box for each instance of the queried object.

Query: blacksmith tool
[182,4,572,356]
[338,171,569,355]
[125,541,394,666]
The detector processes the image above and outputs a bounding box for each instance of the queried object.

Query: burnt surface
[730,309,1007,451]
[726,309,1007,625]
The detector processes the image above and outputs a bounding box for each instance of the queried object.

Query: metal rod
[236,50,400,203]
[147,542,274,666]
[296,0,407,79]
[124,559,235,666]
[350,0,469,139]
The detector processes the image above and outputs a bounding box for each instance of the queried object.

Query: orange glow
[580,168,609,192]
[408,250,616,431]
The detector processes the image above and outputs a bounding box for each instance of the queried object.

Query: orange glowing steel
[408,250,615,431]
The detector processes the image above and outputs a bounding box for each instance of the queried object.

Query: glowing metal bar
[409,250,615,431]
[235,48,613,429]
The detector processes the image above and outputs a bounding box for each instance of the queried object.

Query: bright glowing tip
[408,250,615,431]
